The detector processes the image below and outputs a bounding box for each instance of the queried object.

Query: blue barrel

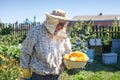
[86,49,95,59]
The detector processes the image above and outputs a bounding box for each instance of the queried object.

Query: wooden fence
[0,23,120,39]
[91,26,120,39]
[0,22,40,38]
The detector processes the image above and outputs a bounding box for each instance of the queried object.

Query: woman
[20,9,72,80]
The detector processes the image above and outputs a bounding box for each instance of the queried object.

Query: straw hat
[44,9,69,35]
[45,9,69,23]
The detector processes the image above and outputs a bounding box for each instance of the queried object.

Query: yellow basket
[64,59,88,69]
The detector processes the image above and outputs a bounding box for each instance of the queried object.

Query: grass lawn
[61,54,120,80]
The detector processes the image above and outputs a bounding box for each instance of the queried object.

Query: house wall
[94,20,113,26]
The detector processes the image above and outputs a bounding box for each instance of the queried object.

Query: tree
[70,20,96,53]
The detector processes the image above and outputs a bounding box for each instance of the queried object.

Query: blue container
[102,53,117,64]
[86,49,95,59]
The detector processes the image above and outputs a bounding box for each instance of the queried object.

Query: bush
[0,35,21,79]
[0,27,13,35]
[0,34,21,46]
[70,20,96,53]
[0,52,20,80]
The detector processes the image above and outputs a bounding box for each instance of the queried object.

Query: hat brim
[45,12,70,21]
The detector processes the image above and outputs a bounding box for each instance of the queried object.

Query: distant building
[72,13,120,27]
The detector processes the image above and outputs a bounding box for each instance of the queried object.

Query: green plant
[69,71,87,80]
[0,53,20,80]
[0,34,21,46]
[109,71,120,80]
[0,45,21,80]
[0,24,13,35]
[102,26,112,46]
[0,31,23,79]
[61,70,70,80]
[70,20,96,53]
[101,26,112,53]
[70,21,86,53]
[0,45,20,61]
[70,74,86,80]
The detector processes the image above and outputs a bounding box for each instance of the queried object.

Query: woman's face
[54,22,67,38]
[55,23,66,33]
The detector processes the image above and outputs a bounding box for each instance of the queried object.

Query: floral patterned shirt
[20,24,71,75]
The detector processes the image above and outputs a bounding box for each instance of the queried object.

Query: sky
[0,0,120,23]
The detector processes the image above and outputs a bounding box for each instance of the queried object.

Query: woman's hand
[20,68,31,79]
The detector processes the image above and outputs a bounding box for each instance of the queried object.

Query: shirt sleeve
[20,28,36,69]
[64,38,72,55]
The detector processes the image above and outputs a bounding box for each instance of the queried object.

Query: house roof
[72,14,120,21]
